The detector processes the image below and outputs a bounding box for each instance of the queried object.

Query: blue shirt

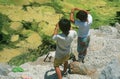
[75,14,93,38]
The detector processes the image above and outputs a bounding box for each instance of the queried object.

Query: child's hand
[71,8,74,13]
[52,23,59,36]
[71,8,80,13]
[55,23,59,30]
[74,8,80,10]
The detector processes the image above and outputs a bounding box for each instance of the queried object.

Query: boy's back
[53,30,77,58]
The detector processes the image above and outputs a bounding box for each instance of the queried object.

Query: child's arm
[70,8,75,23]
[70,8,89,23]
[52,23,59,36]
[70,8,80,23]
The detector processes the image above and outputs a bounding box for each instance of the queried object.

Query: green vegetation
[1,0,119,28]
[0,0,29,5]
[7,18,55,65]
[8,34,55,66]
[22,1,64,14]
[0,13,12,50]
[21,20,39,31]
[66,0,120,28]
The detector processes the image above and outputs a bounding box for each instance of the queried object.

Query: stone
[0,64,10,76]
[99,58,120,79]
[69,61,97,75]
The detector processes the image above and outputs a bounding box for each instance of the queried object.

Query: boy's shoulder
[88,14,93,24]
[69,30,77,36]
[69,30,76,33]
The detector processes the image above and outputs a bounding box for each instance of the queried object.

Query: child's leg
[63,61,68,73]
[81,49,87,63]
[55,66,62,79]
[83,49,87,57]
[78,51,84,63]
[82,36,90,62]
[78,36,90,63]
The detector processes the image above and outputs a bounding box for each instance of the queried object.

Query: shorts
[54,54,70,67]
[77,36,90,53]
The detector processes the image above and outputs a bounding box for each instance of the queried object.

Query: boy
[70,8,93,63]
[53,18,77,79]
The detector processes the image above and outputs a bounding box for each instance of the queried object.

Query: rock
[69,61,97,75]
[89,36,105,51]
[98,26,118,38]
[68,74,91,79]
[99,58,120,79]
[0,75,14,79]
[115,22,120,38]
[115,22,120,30]
[0,63,10,76]
[43,51,55,62]
[71,37,78,59]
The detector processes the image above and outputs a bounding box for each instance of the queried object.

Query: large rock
[95,26,118,39]
[99,58,120,79]
[69,61,97,76]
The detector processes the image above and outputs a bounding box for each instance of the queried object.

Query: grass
[64,0,120,28]
[8,34,56,66]
[0,0,119,28]
[0,0,29,5]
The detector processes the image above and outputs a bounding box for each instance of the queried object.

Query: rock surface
[0,63,10,76]
[99,58,120,79]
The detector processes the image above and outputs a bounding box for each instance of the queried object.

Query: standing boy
[53,18,77,79]
[70,8,93,63]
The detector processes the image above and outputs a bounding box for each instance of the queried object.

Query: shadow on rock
[44,68,57,79]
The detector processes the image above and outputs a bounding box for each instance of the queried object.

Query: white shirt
[75,14,93,38]
[53,30,77,58]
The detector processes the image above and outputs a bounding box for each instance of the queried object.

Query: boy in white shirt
[70,8,93,63]
[53,18,77,79]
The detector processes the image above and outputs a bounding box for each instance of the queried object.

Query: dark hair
[76,10,88,22]
[58,19,71,36]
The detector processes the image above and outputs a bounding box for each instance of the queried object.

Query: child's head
[58,18,71,36]
[76,10,88,22]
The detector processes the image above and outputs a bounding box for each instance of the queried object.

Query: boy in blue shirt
[70,8,93,63]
